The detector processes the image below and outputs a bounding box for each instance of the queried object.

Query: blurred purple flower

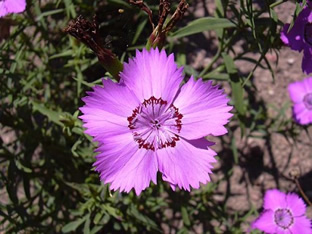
[252,189,312,233]
[288,77,312,125]
[0,0,26,18]
[80,48,232,195]
[280,2,312,74]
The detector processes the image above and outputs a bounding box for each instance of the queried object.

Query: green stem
[199,46,222,77]
[199,29,227,77]
[100,58,123,81]
[269,0,285,9]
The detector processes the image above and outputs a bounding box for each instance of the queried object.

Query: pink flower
[0,0,26,18]
[288,77,312,125]
[252,189,312,234]
[80,48,232,195]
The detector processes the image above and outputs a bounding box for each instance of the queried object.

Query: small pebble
[287,58,295,65]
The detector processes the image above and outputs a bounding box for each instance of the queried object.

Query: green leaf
[222,53,246,116]
[102,204,120,219]
[83,214,91,234]
[132,19,147,45]
[107,0,132,8]
[90,226,103,234]
[128,205,159,231]
[31,101,64,126]
[231,137,239,164]
[171,17,235,38]
[215,0,224,17]
[181,206,191,227]
[202,71,229,81]
[62,217,86,233]
[15,160,32,173]
[49,50,74,59]
[35,9,64,21]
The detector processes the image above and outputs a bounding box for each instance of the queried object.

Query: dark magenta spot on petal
[303,93,312,110]
[274,208,294,229]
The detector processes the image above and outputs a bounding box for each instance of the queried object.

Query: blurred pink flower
[80,48,232,195]
[288,77,312,125]
[252,189,311,233]
[0,0,26,18]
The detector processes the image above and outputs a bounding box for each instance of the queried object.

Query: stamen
[303,93,312,110]
[274,208,294,229]
[127,96,183,151]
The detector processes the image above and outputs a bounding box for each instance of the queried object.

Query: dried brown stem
[158,0,171,35]
[295,178,312,207]
[129,0,154,30]
[164,0,188,34]
[290,168,312,207]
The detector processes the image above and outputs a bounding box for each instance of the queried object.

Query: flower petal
[173,77,232,139]
[80,79,140,141]
[263,189,287,210]
[252,210,277,233]
[120,48,183,104]
[82,79,139,117]
[156,138,216,191]
[302,47,312,75]
[95,134,158,195]
[302,76,312,92]
[280,7,312,52]
[281,24,305,52]
[288,80,307,103]
[80,108,129,141]
[286,193,307,216]
[0,0,26,17]
[293,103,312,125]
[290,216,312,234]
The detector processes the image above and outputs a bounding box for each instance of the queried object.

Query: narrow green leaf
[62,217,86,233]
[128,205,159,230]
[231,137,239,164]
[171,17,235,38]
[83,214,91,234]
[90,226,103,234]
[23,175,31,200]
[181,206,191,227]
[107,0,132,8]
[64,0,77,18]
[222,53,245,116]
[202,71,229,81]
[31,101,64,126]
[49,50,73,59]
[15,160,32,173]
[215,0,224,17]
[132,19,147,45]
[35,9,64,21]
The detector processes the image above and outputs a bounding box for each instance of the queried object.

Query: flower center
[127,96,183,151]
[274,208,294,229]
[304,23,312,46]
[303,93,312,110]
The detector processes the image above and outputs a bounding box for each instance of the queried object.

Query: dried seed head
[289,167,301,179]
[64,15,123,79]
